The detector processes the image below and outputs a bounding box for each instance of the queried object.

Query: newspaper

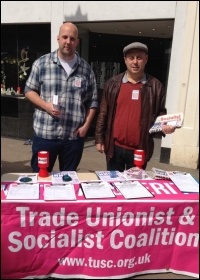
[149,112,184,134]
[146,168,170,180]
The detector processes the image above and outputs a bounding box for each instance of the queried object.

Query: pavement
[1,136,199,181]
[1,136,198,279]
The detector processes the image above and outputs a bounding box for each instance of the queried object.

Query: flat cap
[123,42,148,55]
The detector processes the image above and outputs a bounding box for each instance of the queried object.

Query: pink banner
[1,180,199,279]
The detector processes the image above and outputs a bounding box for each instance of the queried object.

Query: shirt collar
[122,72,147,84]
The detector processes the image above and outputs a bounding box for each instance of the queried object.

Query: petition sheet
[167,172,199,193]
[114,181,154,199]
[7,183,40,200]
[81,182,115,199]
[44,184,76,200]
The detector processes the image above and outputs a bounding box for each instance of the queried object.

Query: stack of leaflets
[51,171,80,184]
[124,167,145,180]
[149,112,184,134]
[95,171,125,182]
[146,168,170,180]
[16,174,38,184]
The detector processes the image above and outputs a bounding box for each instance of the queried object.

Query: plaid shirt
[24,50,98,140]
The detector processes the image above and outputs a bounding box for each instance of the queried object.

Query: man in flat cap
[95,42,175,171]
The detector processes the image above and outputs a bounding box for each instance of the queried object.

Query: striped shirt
[24,50,98,140]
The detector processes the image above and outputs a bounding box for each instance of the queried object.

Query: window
[1,24,50,93]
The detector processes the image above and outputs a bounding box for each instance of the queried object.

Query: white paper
[16,174,38,184]
[7,183,40,200]
[53,95,59,110]
[81,181,115,199]
[114,181,154,199]
[95,171,126,182]
[51,171,80,184]
[167,172,199,193]
[44,184,76,200]
[53,94,58,105]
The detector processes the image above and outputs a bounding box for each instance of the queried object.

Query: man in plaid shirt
[25,22,98,172]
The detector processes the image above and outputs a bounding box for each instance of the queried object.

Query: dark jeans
[107,145,147,172]
[31,135,85,172]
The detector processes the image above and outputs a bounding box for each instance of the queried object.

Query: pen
[172,171,187,175]
[3,184,8,196]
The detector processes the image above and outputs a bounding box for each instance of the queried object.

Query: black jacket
[95,72,167,163]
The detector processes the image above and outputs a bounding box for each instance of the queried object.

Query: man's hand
[46,102,60,117]
[162,125,176,134]
[96,143,105,153]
